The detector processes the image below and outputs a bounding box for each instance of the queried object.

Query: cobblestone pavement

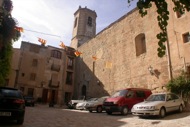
[0,104,190,127]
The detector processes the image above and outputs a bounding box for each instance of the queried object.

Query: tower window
[135,33,146,56]
[87,17,92,27]
[74,18,78,28]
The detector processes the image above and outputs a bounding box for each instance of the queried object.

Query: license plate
[0,112,12,116]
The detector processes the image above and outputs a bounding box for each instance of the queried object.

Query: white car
[76,98,98,110]
[85,96,109,113]
[131,92,185,118]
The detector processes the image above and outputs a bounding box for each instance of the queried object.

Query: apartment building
[8,41,76,105]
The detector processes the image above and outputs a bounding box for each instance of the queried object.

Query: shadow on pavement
[137,111,190,120]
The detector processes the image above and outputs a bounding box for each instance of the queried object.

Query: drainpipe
[166,32,173,80]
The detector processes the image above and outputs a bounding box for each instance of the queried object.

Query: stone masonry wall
[74,2,190,97]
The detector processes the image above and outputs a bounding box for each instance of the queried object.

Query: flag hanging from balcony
[92,55,98,60]
[15,26,24,32]
[38,38,46,45]
[59,41,66,48]
[74,50,82,57]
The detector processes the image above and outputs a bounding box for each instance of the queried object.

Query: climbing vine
[0,0,21,86]
[128,0,190,57]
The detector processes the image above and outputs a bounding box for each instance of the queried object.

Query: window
[126,91,135,98]
[32,59,38,67]
[182,32,190,43]
[66,71,73,85]
[30,73,36,81]
[74,18,77,28]
[87,16,92,26]
[135,33,146,56]
[67,57,74,69]
[51,50,62,59]
[136,91,145,98]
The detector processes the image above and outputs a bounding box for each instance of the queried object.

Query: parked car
[0,87,25,124]
[67,96,91,109]
[85,96,109,113]
[76,98,98,110]
[103,88,152,115]
[24,96,35,107]
[131,92,185,118]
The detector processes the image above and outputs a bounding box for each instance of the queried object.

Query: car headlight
[148,106,156,110]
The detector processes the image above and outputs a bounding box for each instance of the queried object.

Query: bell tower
[70,6,97,49]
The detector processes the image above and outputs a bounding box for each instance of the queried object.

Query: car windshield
[146,94,166,101]
[111,90,128,97]
[0,89,22,98]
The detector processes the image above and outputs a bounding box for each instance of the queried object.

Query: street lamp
[148,66,155,75]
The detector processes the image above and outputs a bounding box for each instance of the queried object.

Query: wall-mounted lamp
[97,80,100,85]
[148,65,155,75]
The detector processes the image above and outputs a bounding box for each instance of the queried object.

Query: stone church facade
[71,2,190,99]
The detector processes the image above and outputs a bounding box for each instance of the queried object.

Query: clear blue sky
[12,0,137,48]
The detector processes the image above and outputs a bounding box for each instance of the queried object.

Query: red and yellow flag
[92,55,98,60]
[15,26,24,32]
[74,50,82,57]
[59,41,66,48]
[38,38,46,45]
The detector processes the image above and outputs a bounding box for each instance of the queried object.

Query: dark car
[0,87,25,124]
[24,96,35,107]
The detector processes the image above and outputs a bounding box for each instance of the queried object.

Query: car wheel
[106,111,112,115]
[159,107,166,118]
[179,104,183,113]
[121,106,128,115]
[96,106,103,113]
[17,118,24,125]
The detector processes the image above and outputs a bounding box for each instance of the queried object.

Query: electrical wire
[24,29,61,38]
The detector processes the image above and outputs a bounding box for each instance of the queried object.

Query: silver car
[131,92,185,118]
[76,98,98,110]
[85,96,109,113]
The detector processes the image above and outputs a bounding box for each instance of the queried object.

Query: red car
[103,88,152,115]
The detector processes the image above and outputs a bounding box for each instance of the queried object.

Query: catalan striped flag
[92,55,98,60]
[59,41,66,48]
[74,50,82,57]
[38,38,46,45]
[15,26,24,32]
